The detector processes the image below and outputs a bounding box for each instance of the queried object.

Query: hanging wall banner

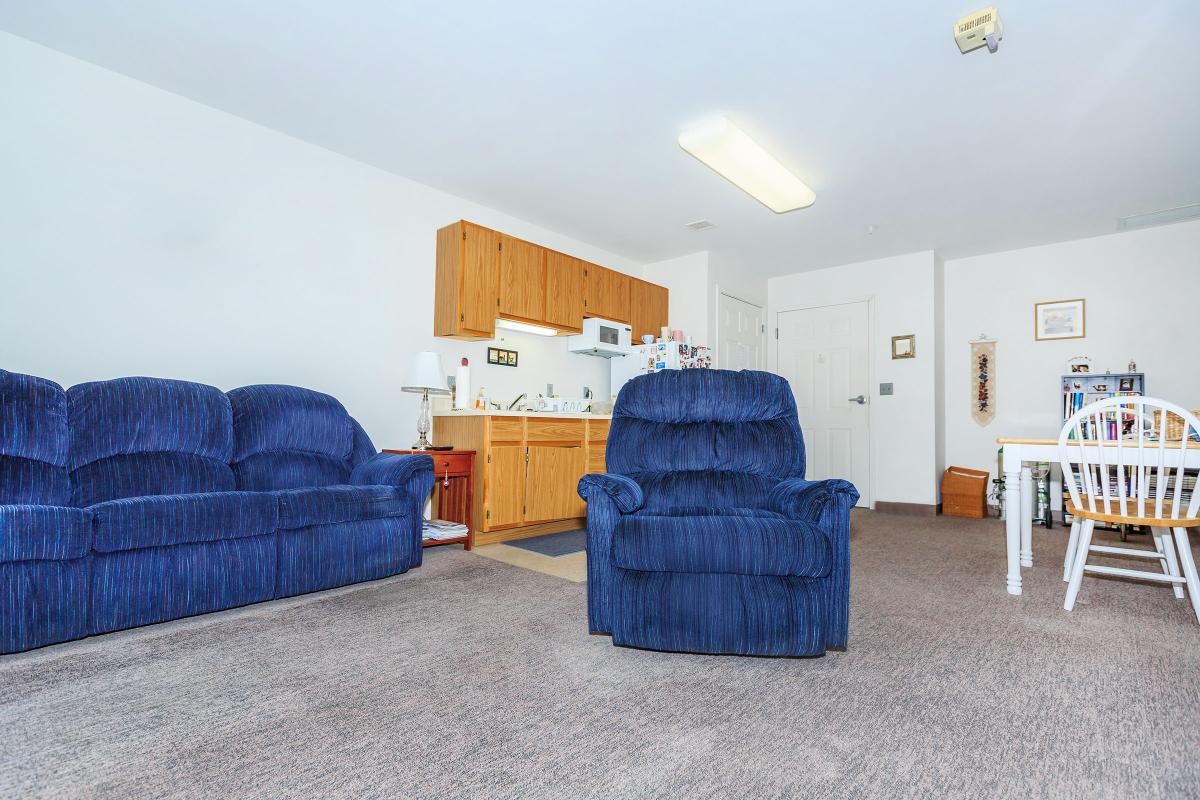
[971,340,996,426]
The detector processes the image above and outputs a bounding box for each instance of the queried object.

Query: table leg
[1005,465,1022,595]
[1020,467,1034,568]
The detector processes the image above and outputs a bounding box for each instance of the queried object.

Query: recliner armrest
[578,473,643,514]
[769,478,860,522]
[351,452,434,488]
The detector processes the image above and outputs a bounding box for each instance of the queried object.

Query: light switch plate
[880,383,894,396]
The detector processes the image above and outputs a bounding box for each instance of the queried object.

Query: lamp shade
[402,351,450,394]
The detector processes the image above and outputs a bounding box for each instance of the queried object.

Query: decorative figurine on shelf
[1128,358,1137,373]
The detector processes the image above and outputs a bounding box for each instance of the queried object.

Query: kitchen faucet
[508,393,527,411]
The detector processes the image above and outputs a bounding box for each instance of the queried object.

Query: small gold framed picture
[891,334,916,359]
[1034,298,1086,341]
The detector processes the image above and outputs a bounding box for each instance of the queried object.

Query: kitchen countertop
[432,408,612,420]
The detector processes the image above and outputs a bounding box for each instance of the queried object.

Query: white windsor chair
[1060,396,1200,623]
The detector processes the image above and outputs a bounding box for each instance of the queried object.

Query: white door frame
[773,297,876,509]
[714,289,765,370]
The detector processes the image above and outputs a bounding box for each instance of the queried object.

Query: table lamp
[402,351,451,450]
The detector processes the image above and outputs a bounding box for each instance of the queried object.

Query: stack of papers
[422,519,468,541]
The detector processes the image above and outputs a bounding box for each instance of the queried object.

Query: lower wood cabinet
[432,414,608,545]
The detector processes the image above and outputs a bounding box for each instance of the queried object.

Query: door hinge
[487,453,491,464]
[525,448,530,462]
[462,230,467,241]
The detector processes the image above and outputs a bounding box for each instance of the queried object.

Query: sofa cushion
[608,370,805,480]
[228,385,355,490]
[68,377,236,504]
[73,452,236,508]
[612,511,831,577]
[0,370,71,506]
[0,505,91,564]
[89,491,278,553]
[276,485,405,530]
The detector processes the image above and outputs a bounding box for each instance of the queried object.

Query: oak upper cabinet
[629,278,669,342]
[435,221,499,340]
[544,250,584,333]
[583,263,631,323]
[498,235,546,323]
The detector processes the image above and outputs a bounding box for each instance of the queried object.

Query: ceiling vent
[1117,202,1200,231]
[685,219,716,231]
[955,7,1003,53]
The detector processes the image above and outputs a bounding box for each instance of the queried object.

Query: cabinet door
[525,445,587,522]
[583,264,631,323]
[629,279,669,342]
[544,251,584,332]
[485,445,526,529]
[498,235,545,322]
[460,223,500,335]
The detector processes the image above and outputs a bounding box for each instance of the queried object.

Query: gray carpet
[2,511,1198,799]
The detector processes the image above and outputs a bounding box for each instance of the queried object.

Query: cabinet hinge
[496,298,500,306]
[761,323,766,334]
[486,509,490,519]
[487,453,491,464]
[462,230,467,241]
[775,327,779,340]
[523,505,526,514]
[498,241,503,251]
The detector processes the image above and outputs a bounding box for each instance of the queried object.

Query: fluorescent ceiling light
[678,117,815,213]
[1117,202,1200,231]
[496,318,559,337]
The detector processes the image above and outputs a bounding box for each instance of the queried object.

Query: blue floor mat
[506,529,586,557]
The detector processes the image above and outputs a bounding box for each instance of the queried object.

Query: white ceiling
[2,1,1198,277]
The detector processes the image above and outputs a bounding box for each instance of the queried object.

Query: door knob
[848,395,866,405]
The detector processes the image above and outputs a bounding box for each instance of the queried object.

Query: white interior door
[777,302,870,506]
[717,293,764,370]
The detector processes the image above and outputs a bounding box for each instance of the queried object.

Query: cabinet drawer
[526,418,585,442]
[430,453,472,476]
[489,416,525,442]
[587,419,610,442]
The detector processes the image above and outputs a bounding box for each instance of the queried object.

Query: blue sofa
[0,369,433,653]
[578,369,859,657]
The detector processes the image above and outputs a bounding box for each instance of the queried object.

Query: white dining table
[997,436,1200,595]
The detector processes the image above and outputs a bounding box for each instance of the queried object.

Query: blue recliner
[0,369,433,653]
[578,369,859,657]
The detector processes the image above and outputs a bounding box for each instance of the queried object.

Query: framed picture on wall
[1034,298,1086,341]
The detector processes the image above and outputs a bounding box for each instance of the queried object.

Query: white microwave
[567,317,632,358]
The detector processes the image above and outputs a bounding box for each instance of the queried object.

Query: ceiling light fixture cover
[678,117,815,213]
[495,318,559,337]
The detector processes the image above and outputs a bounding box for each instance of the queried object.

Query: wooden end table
[384,449,475,550]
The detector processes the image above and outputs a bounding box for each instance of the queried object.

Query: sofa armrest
[768,478,859,523]
[577,473,642,635]
[351,452,434,489]
[577,473,643,514]
[351,452,435,566]
[768,477,858,650]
